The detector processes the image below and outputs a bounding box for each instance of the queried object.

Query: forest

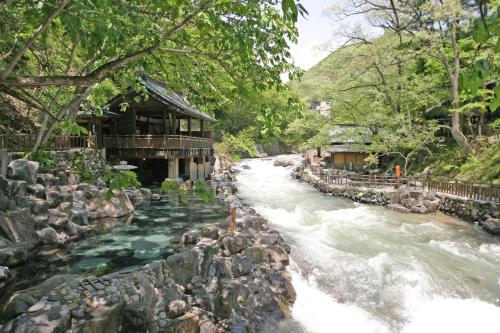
[0,0,499,183]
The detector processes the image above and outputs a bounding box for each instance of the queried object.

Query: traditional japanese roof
[329,124,372,145]
[325,145,369,153]
[105,73,215,122]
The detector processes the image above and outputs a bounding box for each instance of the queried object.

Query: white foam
[402,297,500,333]
[291,267,390,333]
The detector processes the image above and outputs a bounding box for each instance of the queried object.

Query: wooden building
[325,125,372,171]
[0,73,215,184]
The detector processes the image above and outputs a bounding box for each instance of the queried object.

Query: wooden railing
[103,135,213,150]
[427,178,500,203]
[310,166,420,189]
[0,134,94,151]
[0,134,213,151]
[308,165,499,202]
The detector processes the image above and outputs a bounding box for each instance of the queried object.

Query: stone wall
[0,159,150,282]
[437,194,499,234]
[0,164,295,333]
[294,165,500,235]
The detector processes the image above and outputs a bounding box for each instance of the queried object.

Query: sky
[289,0,334,70]
[289,0,379,70]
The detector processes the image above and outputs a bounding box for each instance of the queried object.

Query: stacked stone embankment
[293,164,500,235]
[0,162,295,333]
[0,159,152,287]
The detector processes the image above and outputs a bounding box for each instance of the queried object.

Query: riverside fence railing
[308,165,500,203]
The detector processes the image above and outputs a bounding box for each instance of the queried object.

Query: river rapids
[235,155,500,333]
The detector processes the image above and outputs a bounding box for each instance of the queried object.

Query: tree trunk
[449,20,472,155]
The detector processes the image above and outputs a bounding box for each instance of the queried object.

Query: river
[235,155,500,333]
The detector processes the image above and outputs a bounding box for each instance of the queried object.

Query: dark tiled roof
[139,74,215,122]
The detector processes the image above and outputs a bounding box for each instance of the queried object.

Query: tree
[0,0,307,152]
[329,0,500,155]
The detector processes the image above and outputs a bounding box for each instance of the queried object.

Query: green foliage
[57,119,88,136]
[73,150,96,183]
[160,179,187,204]
[103,171,141,200]
[220,128,258,160]
[160,179,179,193]
[24,148,54,172]
[284,110,328,149]
[193,180,215,203]
[90,263,109,277]
[160,179,214,204]
[458,142,500,184]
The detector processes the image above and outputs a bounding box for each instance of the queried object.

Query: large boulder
[7,159,39,184]
[0,209,39,244]
[46,190,63,208]
[0,194,9,211]
[37,227,58,244]
[273,159,294,167]
[480,218,500,235]
[27,184,45,198]
[0,243,30,266]
[88,189,134,219]
[166,250,199,287]
[221,235,247,255]
[2,274,79,319]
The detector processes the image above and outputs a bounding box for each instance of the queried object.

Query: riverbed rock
[88,189,134,219]
[36,173,55,187]
[221,235,246,255]
[265,245,289,266]
[201,225,219,240]
[243,245,268,263]
[0,265,9,281]
[168,299,188,318]
[423,198,440,212]
[231,255,253,277]
[27,184,45,198]
[479,217,500,235]
[2,274,79,319]
[387,204,411,214]
[47,209,69,229]
[7,159,39,184]
[273,159,294,167]
[0,243,30,266]
[46,190,63,208]
[31,199,49,215]
[37,227,58,244]
[0,209,39,244]
[0,195,9,211]
[166,250,198,286]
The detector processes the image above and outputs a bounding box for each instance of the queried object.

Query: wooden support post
[172,112,177,135]
[229,207,236,235]
[162,110,167,135]
[200,119,204,138]
[188,117,192,136]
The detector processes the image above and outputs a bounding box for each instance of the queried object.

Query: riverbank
[293,162,500,235]
[0,159,295,333]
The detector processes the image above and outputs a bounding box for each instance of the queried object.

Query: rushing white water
[235,155,500,333]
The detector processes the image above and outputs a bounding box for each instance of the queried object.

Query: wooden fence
[0,134,94,151]
[308,165,499,202]
[427,178,500,203]
[310,166,422,190]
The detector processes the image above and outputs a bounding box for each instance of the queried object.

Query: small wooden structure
[325,125,372,171]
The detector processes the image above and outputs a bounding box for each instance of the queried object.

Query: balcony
[103,135,213,150]
[0,134,213,151]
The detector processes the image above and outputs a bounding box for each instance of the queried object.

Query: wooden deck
[0,134,213,151]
